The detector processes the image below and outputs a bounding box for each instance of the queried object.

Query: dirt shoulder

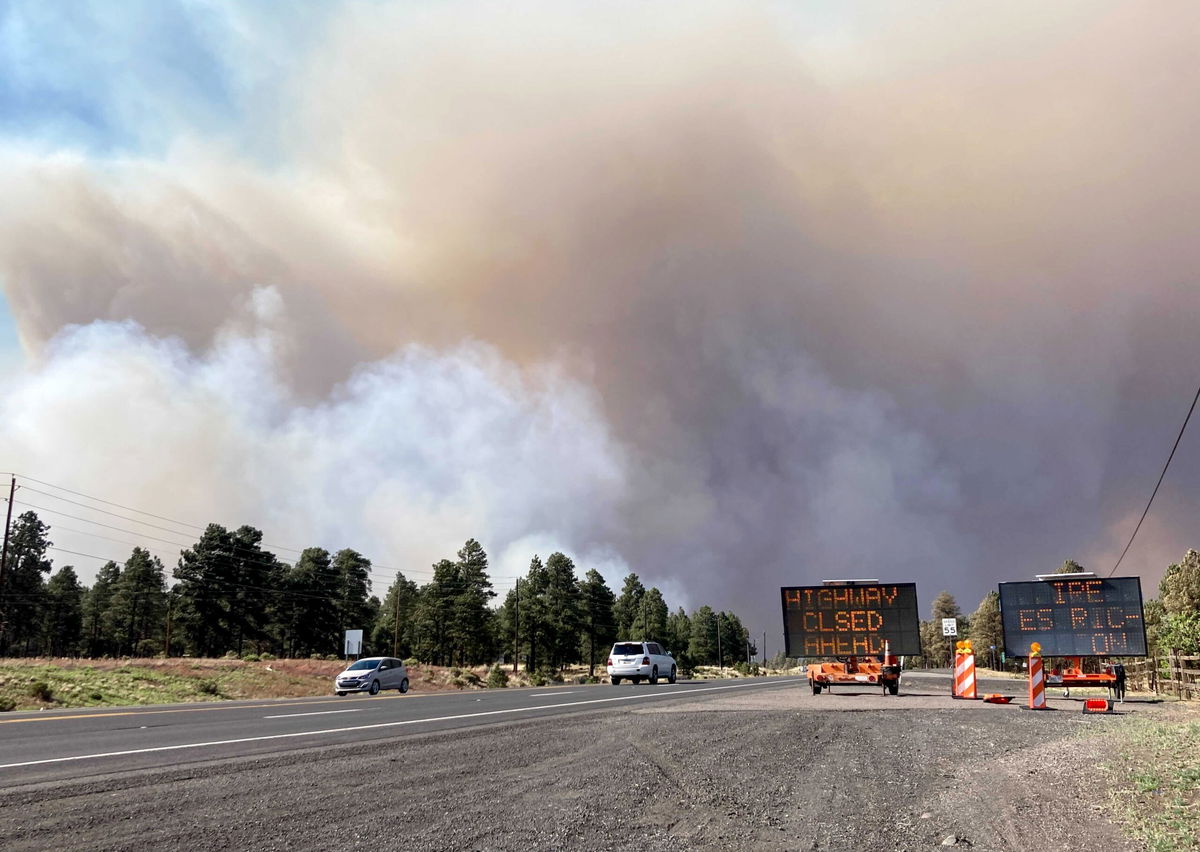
[0,681,1172,851]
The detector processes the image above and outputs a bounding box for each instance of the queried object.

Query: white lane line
[0,679,802,770]
[529,692,574,697]
[263,709,362,719]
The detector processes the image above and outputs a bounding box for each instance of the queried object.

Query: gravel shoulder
[0,683,1158,851]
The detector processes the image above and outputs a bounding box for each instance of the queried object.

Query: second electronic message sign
[781,583,922,657]
[998,576,1147,657]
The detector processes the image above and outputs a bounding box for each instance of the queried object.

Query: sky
[1,0,1198,645]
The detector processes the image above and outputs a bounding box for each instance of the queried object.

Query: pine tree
[277,548,341,657]
[639,587,668,643]
[518,555,549,673]
[414,559,460,665]
[82,561,121,657]
[372,572,419,657]
[967,591,1003,668]
[543,552,581,671]
[0,511,53,655]
[579,569,616,677]
[613,573,645,638]
[333,548,373,640]
[664,607,691,660]
[688,605,718,664]
[452,539,495,665]
[175,524,238,657]
[42,565,84,656]
[924,590,962,667]
[106,548,167,656]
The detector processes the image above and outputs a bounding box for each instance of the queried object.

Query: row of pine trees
[0,511,756,673]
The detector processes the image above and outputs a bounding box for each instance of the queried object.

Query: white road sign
[344,629,364,656]
[941,618,958,637]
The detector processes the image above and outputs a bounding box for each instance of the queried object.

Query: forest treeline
[0,511,755,673]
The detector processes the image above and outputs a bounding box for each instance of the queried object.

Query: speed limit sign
[942,618,957,637]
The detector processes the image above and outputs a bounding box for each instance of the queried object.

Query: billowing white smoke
[0,289,628,590]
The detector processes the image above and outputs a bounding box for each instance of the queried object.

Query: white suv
[607,641,677,685]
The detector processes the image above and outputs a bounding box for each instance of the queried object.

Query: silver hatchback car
[334,657,409,696]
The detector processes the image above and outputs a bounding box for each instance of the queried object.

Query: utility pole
[716,614,723,670]
[392,583,401,657]
[164,590,174,658]
[512,577,520,674]
[0,476,16,644]
[763,631,767,668]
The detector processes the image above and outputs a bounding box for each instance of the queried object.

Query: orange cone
[1028,643,1048,710]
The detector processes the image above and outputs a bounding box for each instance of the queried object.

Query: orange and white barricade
[953,640,978,699]
[1028,642,1048,710]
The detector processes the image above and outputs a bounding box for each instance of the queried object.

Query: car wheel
[668,666,677,684]
[649,666,659,685]
[336,691,346,697]
[399,678,409,694]
[368,679,380,695]
[611,677,621,686]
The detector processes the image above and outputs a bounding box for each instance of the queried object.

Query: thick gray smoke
[1,1,1199,634]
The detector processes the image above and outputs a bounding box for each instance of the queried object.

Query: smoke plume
[2,1,1199,633]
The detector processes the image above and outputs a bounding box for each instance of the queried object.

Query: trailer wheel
[810,681,822,695]
[887,681,899,695]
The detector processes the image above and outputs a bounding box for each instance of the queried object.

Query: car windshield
[612,643,643,655]
[346,659,380,671]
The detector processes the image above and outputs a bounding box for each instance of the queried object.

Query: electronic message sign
[781,583,922,657]
[998,576,1147,657]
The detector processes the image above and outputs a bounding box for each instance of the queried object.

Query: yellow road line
[0,692,427,724]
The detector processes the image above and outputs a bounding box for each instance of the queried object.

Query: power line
[1108,381,1200,577]
[10,475,517,584]
[13,473,208,529]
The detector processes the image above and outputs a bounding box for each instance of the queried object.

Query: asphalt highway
[0,675,808,786]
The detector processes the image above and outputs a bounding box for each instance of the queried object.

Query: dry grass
[0,657,568,711]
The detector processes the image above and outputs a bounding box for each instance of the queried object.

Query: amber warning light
[781,583,922,657]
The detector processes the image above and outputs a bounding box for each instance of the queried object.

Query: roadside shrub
[223,651,239,660]
[461,671,481,686]
[0,698,15,712]
[259,653,276,661]
[403,657,419,667]
[28,681,53,702]
[309,653,324,660]
[487,665,509,688]
[324,654,338,662]
[241,653,261,663]
[452,676,466,689]
[197,680,220,696]
[674,652,696,679]
[89,691,103,701]
[450,667,464,678]
[529,671,549,687]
